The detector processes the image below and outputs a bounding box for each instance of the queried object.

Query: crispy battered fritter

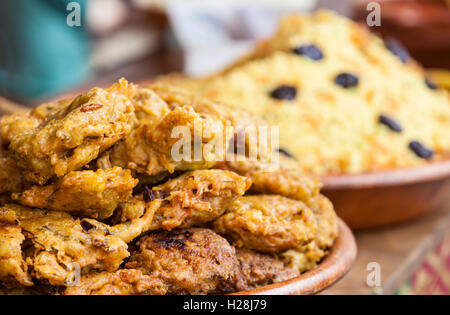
[8,79,135,184]
[236,249,299,290]
[1,98,73,147]
[1,204,129,286]
[0,151,28,195]
[107,105,228,176]
[215,154,320,204]
[213,195,317,253]
[64,269,167,295]
[282,195,338,272]
[125,228,240,295]
[12,167,138,220]
[0,208,32,287]
[84,169,252,242]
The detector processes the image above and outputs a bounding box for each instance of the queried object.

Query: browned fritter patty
[64,269,167,295]
[146,82,275,162]
[6,79,135,185]
[236,249,299,290]
[106,105,230,176]
[213,195,317,253]
[12,167,138,220]
[125,228,241,295]
[0,207,32,288]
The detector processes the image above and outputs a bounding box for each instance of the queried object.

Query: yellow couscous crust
[160,10,450,175]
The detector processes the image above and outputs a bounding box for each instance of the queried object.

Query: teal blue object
[0,0,91,101]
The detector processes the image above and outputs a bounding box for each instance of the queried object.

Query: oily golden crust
[64,269,167,295]
[282,195,338,272]
[215,154,320,205]
[213,195,317,253]
[2,204,129,286]
[126,228,240,295]
[148,83,275,162]
[84,169,252,243]
[107,105,228,176]
[0,151,28,195]
[0,78,338,294]
[0,208,32,287]
[8,79,135,184]
[236,249,299,290]
[12,167,138,220]
[1,98,73,147]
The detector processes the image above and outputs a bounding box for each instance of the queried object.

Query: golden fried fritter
[282,195,338,272]
[213,195,317,253]
[148,169,251,231]
[125,228,240,294]
[64,269,167,295]
[1,98,73,147]
[215,154,320,204]
[106,105,229,176]
[1,204,129,286]
[12,167,138,220]
[130,87,171,127]
[83,169,251,242]
[147,82,275,162]
[0,208,32,287]
[8,79,135,184]
[0,151,28,195]
[236,249,299,290]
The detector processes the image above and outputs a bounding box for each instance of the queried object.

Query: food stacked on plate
[160,10,450,176]
[0,79,337,295]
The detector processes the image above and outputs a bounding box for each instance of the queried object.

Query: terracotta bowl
[234,218,356,295]
[321,161,450,230]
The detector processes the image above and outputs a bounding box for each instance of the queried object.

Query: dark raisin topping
[378,114,402,133]
[80,220,96,232]
[143,186,169,202]
[425,78,438,90]
[277,148,294,158]
[270,85,297,101]
[292,44,323,61]
[334,73,359,88]
[385,38,410,63]
[409,141,434,159]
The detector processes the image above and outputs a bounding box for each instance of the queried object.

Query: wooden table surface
[323,204,450,295]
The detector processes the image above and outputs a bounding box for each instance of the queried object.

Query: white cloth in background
[164,0,317,76]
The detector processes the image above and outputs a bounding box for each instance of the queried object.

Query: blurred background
[0,0,449,104]
[0,0,449,295]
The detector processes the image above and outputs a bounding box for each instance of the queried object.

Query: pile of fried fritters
[0,79,337,295]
